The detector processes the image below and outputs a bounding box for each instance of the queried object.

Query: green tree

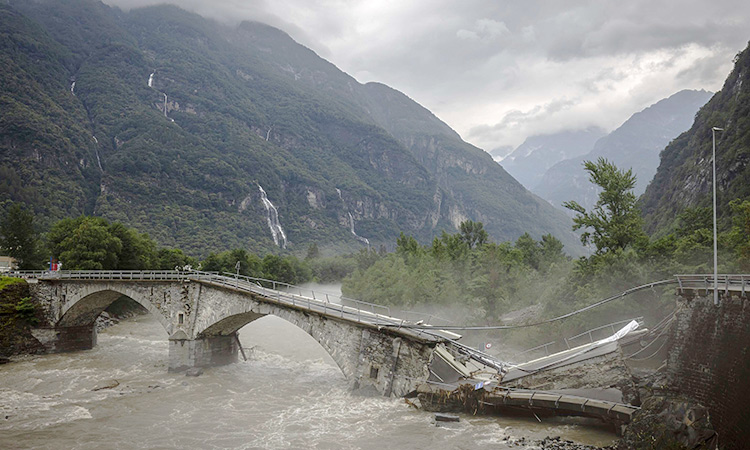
[305,243,320,260]
[515,232,541,270]
[261,254,297,284]
[459,220,488,249]
[201,249,262,276]
[563,158,647,255]
[156,248,197,270]
[47,216,158,270]
[48,217,122,270]
[109,223,156,269]
[728,199,750,271]
[539,234,567,270]
[469,243,523,320]
[396,232,422,257]
[0,203,40,269]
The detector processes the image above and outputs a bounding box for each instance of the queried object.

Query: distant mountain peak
[533,89,713,214]
[500,126,607,189]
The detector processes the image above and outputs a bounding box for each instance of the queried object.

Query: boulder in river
[185,368,204,377]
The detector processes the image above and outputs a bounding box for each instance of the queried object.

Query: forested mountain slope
[642,42,750,233]
[0,0,579,256]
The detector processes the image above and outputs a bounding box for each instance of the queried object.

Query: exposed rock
[618,395,717,450]
[91,379,120,391]
[534,436,612,449]
[185,368,204,377]
[95,311,119,331]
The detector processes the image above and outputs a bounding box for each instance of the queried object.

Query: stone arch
[195,309,359,380]
[58,286,171,334]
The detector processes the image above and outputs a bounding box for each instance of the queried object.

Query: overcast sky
[105,0,750,155]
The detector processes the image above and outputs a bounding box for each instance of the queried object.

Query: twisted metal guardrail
[511,317,644,360]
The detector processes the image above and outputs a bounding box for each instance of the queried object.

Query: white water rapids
[258,184,287,248]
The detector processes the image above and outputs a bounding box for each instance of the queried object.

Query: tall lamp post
[712,126,724,306]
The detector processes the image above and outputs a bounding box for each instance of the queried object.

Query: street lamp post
[712,126,724,306]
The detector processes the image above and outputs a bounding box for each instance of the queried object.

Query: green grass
[0,276,24,291]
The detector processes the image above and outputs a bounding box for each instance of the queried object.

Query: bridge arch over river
[22,271,456,397]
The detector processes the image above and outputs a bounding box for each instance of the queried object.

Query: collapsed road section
[409,321,646,435]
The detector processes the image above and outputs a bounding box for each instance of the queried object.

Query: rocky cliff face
[641,43,750,233]
[0,0,580,255]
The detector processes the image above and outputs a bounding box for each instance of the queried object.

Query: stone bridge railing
[12,270,456,343]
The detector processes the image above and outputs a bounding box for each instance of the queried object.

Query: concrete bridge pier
[30,324,98,354]
[168,331,239,372]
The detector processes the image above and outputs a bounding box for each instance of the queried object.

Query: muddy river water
[0,313,617,449]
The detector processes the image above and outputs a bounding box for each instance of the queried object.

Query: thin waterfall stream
[258,184,287,248]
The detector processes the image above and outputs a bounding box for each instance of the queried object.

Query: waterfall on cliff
[258,184,287,248]
[337,188,370,246]
[348,212,370,245]
[70,81,75,95]
[148,72,155,88]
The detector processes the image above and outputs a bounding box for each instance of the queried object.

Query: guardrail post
[725,275,729,297]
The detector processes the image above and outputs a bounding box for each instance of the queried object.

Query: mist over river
[0,314,616,449]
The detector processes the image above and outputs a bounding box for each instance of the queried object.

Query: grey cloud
[676,50,736,85]
[466,98,580,142]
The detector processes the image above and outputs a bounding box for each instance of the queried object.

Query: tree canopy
[563,158,647,254]
[0,203,41,269]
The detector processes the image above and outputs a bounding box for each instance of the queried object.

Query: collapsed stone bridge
[20,271,458,397]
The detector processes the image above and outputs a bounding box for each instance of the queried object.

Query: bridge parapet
[675,274,749,299]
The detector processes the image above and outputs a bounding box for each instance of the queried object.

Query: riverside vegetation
[341,158,750,350]
[2,158,750,351]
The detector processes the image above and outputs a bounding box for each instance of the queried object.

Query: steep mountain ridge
[642,42,750,232]
[0,0,580,255]
[534,89,713,213]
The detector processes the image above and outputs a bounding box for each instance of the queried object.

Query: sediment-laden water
[0,315,617,449]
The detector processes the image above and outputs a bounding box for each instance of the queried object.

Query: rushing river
[0,314,617,449]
